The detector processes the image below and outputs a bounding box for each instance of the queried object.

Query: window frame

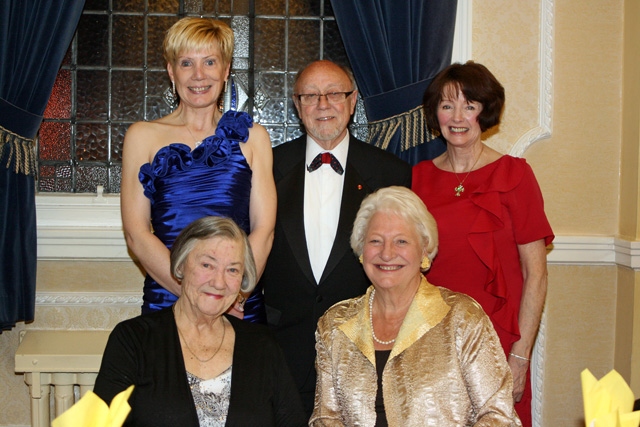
[36,0,471,260]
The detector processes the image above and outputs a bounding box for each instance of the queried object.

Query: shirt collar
[305,133,350,170]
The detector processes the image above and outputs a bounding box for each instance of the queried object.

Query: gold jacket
[310,277,522,426]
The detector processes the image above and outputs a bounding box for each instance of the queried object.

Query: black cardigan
[94,308,306,426]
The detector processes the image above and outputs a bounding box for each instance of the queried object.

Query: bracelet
[509,352,530,362]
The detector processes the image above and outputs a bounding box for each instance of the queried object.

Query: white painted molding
[452,0,472,64]
[35,292,142,306]
[37,194,130,260]
[35,195,640,268]
[547,236,616,265]
[614,237,640,269]
[510,0,555,157]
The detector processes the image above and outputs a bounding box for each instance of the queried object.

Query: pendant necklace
[174,306,226,363]
[182,114,214,148]
[369,289,396,345]
[448,145,484,197]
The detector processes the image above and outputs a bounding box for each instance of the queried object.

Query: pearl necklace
[448,145,484,197]
[174,306,226,364]
[369,289,396,345]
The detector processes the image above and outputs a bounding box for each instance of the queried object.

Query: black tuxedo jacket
[260,134,411,412]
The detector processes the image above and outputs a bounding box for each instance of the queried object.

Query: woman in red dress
[412,61,554,427]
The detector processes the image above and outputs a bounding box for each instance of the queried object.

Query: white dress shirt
[304,135,349,283]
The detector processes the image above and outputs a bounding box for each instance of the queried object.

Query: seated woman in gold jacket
[310,186,521,426]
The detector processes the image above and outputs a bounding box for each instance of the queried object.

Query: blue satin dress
[138,111,266,323]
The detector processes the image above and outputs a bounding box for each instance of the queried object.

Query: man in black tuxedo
[260,60,412,416]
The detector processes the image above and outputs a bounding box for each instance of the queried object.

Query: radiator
[15,330,110,427]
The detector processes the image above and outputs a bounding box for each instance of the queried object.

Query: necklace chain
[448,145,484,197]
[369,289,396,346]
[174,306,226,364]
[182,115,214,148]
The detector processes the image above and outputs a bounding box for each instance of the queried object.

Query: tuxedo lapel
[275,141,317,286]
[319,139,371,284]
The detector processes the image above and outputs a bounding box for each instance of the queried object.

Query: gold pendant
[454,184,464,197]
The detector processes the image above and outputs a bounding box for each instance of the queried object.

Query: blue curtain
[329,0,457,165]
[0,0,86,330]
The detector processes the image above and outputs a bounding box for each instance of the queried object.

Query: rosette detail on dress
[139,111,252,203]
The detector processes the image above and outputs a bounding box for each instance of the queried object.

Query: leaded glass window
[37,0,368,193]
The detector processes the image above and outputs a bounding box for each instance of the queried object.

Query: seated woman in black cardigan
[94,216,306,426]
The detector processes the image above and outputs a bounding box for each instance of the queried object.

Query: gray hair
[350,186,438,269]
[170,216,257,293]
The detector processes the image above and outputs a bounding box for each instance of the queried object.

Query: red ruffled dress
[412,155,554,427]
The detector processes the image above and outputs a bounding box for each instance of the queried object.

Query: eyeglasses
[295,91,355,106]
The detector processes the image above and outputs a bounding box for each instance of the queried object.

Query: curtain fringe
[367,105,438,152]
[0,124,36,176]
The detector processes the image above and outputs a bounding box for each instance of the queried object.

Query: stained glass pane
[323,20,349,66]
[76,165,109,193]
[113,15,145,67]
[111,124,129,162]
[148,0,179,13]
[254,19,285,70]
[84,0,109,11]
[39,123,71,161]
[148,16,178,68]
[288,19,320,71]
[256,0,285,15]
[44,70,72,119]
[76,124,109,161]
[264,125,285,146]
[77,70,109,120]
[285,126,303,143]
[109,165,122,193]
[289,0,321,16]
[113,0,144,11]
[77,15,109,66]
[38,0,366,192]
[232,16,250,58]
[112,71,145,121]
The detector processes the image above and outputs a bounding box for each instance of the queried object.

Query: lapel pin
[357,184,363,190]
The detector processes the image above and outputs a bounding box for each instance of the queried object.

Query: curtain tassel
[367,105,439,153]
[0,125,37,176]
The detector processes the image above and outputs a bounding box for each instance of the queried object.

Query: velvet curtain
[329,0,458,165]
[0,0,85,330]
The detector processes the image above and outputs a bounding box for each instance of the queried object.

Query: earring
[359,255,363,264]
[163,81,178,109]
[218,86,224,113]
[420,257,430,270]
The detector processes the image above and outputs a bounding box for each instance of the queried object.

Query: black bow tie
[307,152,344,175]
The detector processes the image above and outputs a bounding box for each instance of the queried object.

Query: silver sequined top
[187,366,232,427]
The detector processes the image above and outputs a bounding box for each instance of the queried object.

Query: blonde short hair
[350,186,438,267]
[170,216,257,293]
[163,17,234,67]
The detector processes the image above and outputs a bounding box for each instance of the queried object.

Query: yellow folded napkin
[582,369,640,427]
[52,385,134,427]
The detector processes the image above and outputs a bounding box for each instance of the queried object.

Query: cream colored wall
[0,1,633,426]
[473,0,626,425]
[0,261,142,426]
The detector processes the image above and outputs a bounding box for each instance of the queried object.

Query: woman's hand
[507,351,529,402]
[510,239,548,402]
[226,293,247,320]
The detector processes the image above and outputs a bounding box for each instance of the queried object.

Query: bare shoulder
[243,122,272,154]
[247,122,271,145]
[123,118,181,160]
